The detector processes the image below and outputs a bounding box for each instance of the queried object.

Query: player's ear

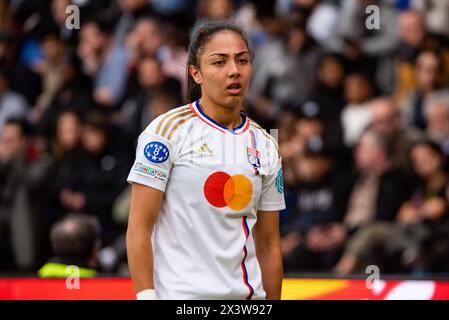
[189,64,202,85]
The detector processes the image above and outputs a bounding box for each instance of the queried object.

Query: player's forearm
[257,245,283,300]
[126,226,155,293]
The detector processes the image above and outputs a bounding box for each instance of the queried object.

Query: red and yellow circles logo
[204,172,253,211]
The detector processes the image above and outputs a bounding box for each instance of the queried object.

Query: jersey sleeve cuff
[127,175,166,193]
[257,202,286,212]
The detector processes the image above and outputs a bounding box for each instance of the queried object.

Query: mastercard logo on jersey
[204,171,253,211]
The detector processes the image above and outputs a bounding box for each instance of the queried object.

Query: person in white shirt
[126,22,286,300]
[341,73,375,147]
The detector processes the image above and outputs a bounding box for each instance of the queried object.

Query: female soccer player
[126,22,285,300]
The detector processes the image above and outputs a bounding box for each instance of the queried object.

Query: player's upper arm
[257,137,286,212]
[127,111,180,192]
[254,210,281,248]
[128,183,164,232]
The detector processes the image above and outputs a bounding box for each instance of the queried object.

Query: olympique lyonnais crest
[247,147,260,168]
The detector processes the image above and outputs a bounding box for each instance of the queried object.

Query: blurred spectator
[50,0,80,46]
[0,31,15,73]
[12,0,55,41]
[41,111,83,221]
[344,129,411,230]
[280,101,326,187]
[325,129,411,273]
[140,91,180,128]
[0,1,13,30]
[400,50,444,130]
[370,97,423,170]
[413,0,449,39]
[285,0,319,26]
[332,0,398,91]
[0,119,51,271]
[248,21,322,126]
[192,0,236,35]
[37,53,92,140]
[33,32,68,117]
[276,108,297,146]
[41,111,127,249]
[118,55,181,146]
[199,0,235,21]
[158,23,189,96]
[399,140,448,225]
[38,213,101,277]
[281,137,353,272]
[305,0,339,51]
[10,43,43,108]
[48,0,118,46]
[234,2,268,50]
[113,0,155,45]
[274,0,337,49]
[73,112,128,245]
[341,72,375,147]
[423,90,449,156]
[77,18,130,107]
[334,0,398,56]
[125,16,166,93]
[311,53,347,145]
[150,0,193,19]
[394,10,429,104]
[0,69,29,131]
[125,16,188,90]
[335,140,449,275]
[313,53,347,120]
[125,16,164,68]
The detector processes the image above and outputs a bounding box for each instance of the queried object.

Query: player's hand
[60,189,86,211]
[306,224,346,252]
[281,231,302,256]
[421,198,446,221]
[397,202,420,224]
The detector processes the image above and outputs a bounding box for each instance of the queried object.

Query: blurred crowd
[1,0,449,277]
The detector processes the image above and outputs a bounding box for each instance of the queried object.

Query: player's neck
[198,97,242,129]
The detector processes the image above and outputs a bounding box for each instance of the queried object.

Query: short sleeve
[257,143,286,212]
[127,125,174,192]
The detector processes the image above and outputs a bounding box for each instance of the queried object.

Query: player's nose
[227,61,240,78]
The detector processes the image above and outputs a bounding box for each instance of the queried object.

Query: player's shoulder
[248,117,279,154]
[143,103,196,140]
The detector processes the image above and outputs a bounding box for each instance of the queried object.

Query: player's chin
[223,91,245,103]
[221,96,242,108]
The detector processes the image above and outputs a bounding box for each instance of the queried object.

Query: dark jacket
[347,166,413,231]
[284,171,353,235]
[372,167,412,221]
[76,147,129,244]
[0,154,52,271]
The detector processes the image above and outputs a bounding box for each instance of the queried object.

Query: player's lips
[225,82,242,95]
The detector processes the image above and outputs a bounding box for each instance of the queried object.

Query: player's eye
[238,58,248,64]
[213,60,225,65]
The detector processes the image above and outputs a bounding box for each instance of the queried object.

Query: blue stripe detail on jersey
[241,216,254,300]
[233,112,248,132]
[195,100,248,134]
[242,246,254,300]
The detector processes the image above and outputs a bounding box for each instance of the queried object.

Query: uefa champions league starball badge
[144,141,169,164]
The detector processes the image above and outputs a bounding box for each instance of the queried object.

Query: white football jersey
[127,100,286,300]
